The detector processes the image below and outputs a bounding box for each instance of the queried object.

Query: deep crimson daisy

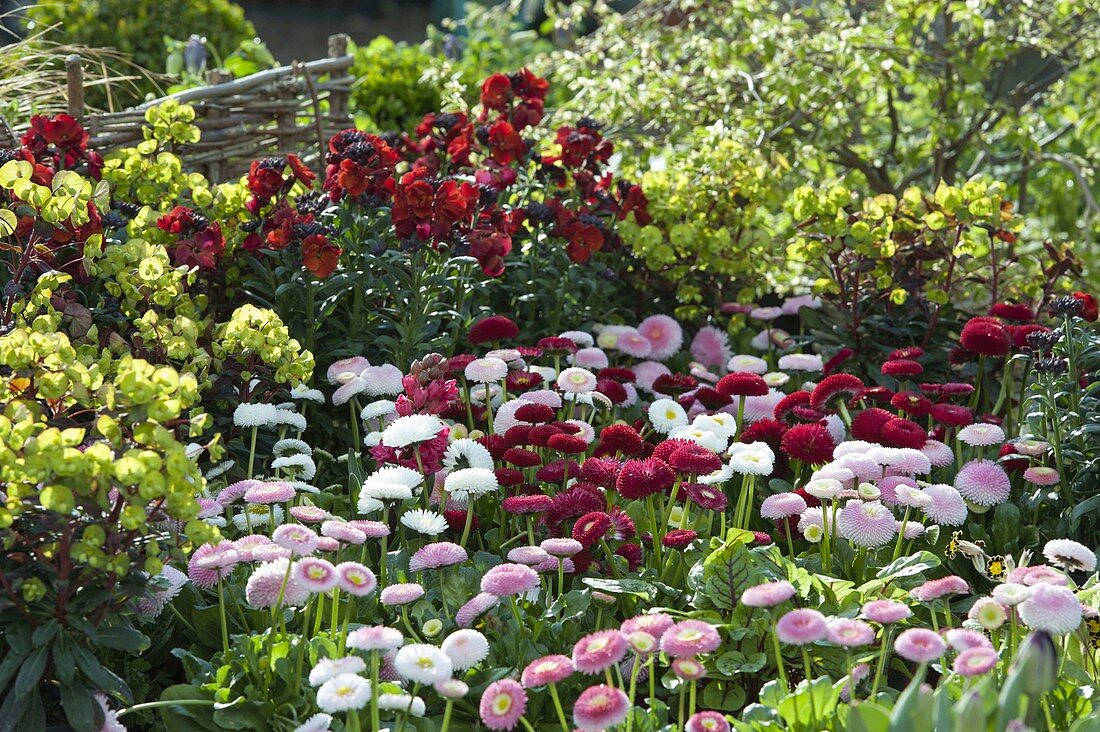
[615,458,676,500]
[527,424,564,447]
[495,468,524,487]
[651,438,698,463]
[809,374,864,410]
[890,391,933,416]
[580,457,622,487]
[823,348,855,376]
[997,443,1029,472]
[774,391,812,423]
[548,433,589,454]
[881,359,923,377]
[931,403,974,427]
[506,371,544,393]
[572,512,613,547]
[693,386,733,409]
[598,424,646,455]
[536,460,578,483]
[537,336,578,355]
[469,315,519,344]
[780,423,836,464]
[514,402,555,423]
[740,419,788,448]
[547,486,605,524]
[684,483,728,511]
[479,434,511,459]
[598,367,637,383]
[503,425,534,447]
[989,303,1035,322]
[716,372,769,397]
[881,417,928,449]
[651,373,698,396]
[1007,324,1051,350]
[668,446,723,475]
[596,378,629,405]
[502,494,553,514]
[850,407,894,442]
[860,387,895,403]
[940,382,976,399]
[960,319,1011,357]
[887,346,925,361]
[662,529,698,549]
[615,543,643,571]
[504,447,543,468]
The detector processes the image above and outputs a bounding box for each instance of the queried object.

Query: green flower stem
[440,699,454,732]
[216,578,229,653]
[246,425,258,479]
[870,627,893,698]
[460,500,476,547]
[771,617,789,690]
[802,647,817,725]
[117,699,214,717]
[379,534,389,589]
[548,682,570,732]
[624,658,642,732]
[891,506,913,562]
[370,651,381,731]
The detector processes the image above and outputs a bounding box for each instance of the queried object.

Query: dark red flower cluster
[156,205,225,269]
[20,113,103,179]
[322,130,399,203]
[246,154,315,213]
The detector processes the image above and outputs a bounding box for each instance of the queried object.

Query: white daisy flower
[401,509,448,536]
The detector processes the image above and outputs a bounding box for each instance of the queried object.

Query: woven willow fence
[5,34,354,182]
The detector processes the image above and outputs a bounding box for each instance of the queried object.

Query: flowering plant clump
[2,8,1100,729]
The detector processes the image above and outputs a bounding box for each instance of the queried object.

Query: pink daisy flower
[660,620,721,657]
[686,711,731,732]
[572,348,609,370]
[861,599,912,624]
[408,542,468,572]
[921,484,968,526]
[294,557,339,593]
[837,500,897,548]
[954,459,1011,506]
[638,315,684,361]
[1008,564,1068,586]
[480,679,527,731]
[218,479,261,505]
[740,580,796,608]
[953,646,999,676]
[910,575,969,603]
[690,326,732,369]
[481,563,540,597]
[572,630,629,674]
[920,440,954,468]
[321,520,366,544]
[507,546,551,565]
[1024,467,1061,486]
[335,561,377,596]
[634,360,673,392]
[826,618,875,647]
[521,655,574,688]
[617,332,653,358]
[893,628,946,663]
[272,524,320,556]
[573,684,630,732]
[1018,583,1083,635]
[346,625,403,651]
[456,592,499,628]
[187,542,240,588]
[349,520,391,538]
[944,628,992,652]
[620,612,675,638]
[672,656,707,680]
[245,558,309,608]
[1043,539,1097,572]
[760,493,808,521]
[775,609,828,645]
[291,505,331,523]
[380,582,425,606]
[244,481,296,504]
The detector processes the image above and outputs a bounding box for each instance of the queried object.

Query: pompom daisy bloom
[335,561,377,596]
[826,618,875,647]
[541,538,583,557]
[968,597,1008,630]
[573,684,630,732]
[346,625,403,651]
[244,481,296,504]
[1023,466,1061,486]
[233,402,280,428]
[272,524,320,556]
[957,423,1006,447]
[775,609,827,645]
[381,414,446,448]
[442,629,490,670]
[862,599,912,624]
[944,628,992,652]
[572,630,629,674]
[445,467,499,500]
[295,557,339,593]
[444,438,495,471]
[1018,583,1083,635]
[1042,538,1097,572]
[648,399,690,434]
[293,713,334,732]
[660,620,721,657]
[394,643,453,685]
[401,509,448,536]
[921,483,968,526]
[804,478,843,500]
[638,314,684,361]
[187,542,240,588]
[480,679,527,731]
[691,326,733,368]
[686,711,732,732]
[893,628,946,663]
[522,655,574,687]
[409,542,468,572]
[837,500,896,548]
[315,673,371,713]
[910,576,969,602]
[380,583,425,606]
[954,459,1011,506]
[309,656,367,686]
[953,646,999,676]
[481,563,540,597]
[741,580,796,608]
[557,367,598,394]
[760,493,808,521]
[435,679,469,698]
[466,357,509,384]
[456,592,500,628]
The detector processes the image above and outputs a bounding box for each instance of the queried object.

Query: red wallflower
[480,73,513,110]
[487,120,526,165]
[301,233,341,278]
[563,219,604,264]
[1073,292,1099,322]
[248,158,289,200]
[173,223,225,269]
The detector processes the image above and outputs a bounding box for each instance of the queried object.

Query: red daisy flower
[716,372,769,397]
[502,494,552,514]
[668,445,723,475]
[504,447,543,468]
[890,391,933,417]
[596,378,629,405]
[823,348,855,376]
[514,402,555,423]
[615,458,676,500]
[1006,324,1051,350]
[662,529,698,549]
[849,407,894,442]
[989,303,1035,322]
[537,337,578,355]
[809,374,865,410]
[940,383,976,399]
[651,438,698,464]
[546,486,604,524]
[997,443,1029,473]
[469,315,519,344]
[694,386,733,409]
[780,422,836,464]
[960,318,1011,357]
[494,468,524,487]
[859,386,896,403]
[580,457,622,487]
[683,483,728,511]
[774,391,812,423]
[479,434,511,459]
[751,531,774,545]
[615,543,644,571]
[548,433,589,455]
[527,424,565,447]
[598,424,646,456]
[608,508,636,541]
[598,367,637,383]
[506,371,544,393]
[887,346,925,361]
[881,417,927,449]
[536,460,578,484]
[740,418,788,448]
[881,359,923,377]
[572,511,612,547]
[931,403,974,427]
[651,373,698,396]
[445,509,476,533]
